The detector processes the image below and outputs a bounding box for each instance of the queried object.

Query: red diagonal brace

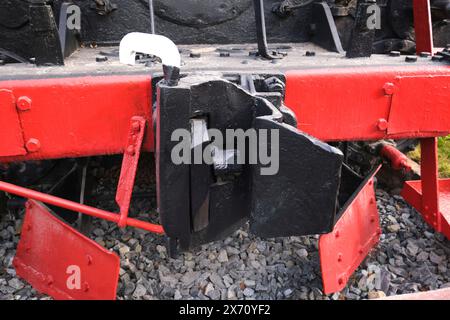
[116,116,146,228]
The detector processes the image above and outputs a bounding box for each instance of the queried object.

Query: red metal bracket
[0,90,26,157]
[319,166,381,294]
[413,0,434,54]
[402,138,450,239]
[14,200,120,300]
[0,116,164,234]
[116,116,146,228]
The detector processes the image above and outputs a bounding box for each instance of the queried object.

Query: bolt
[419,52,431,58]
[389,51,401,57]
[131,121,141,133]
[305,51,316,57]
[377,118,388,131]
[86,255,93,266]
[47,276,54,286]
[96,56,108,62]
[338,278,344,285]
[26,138,41,153]
[335,231,340,239]
[241,60,249,65]
[383,82,395,95]
[405,56,418,63]
[126,145,135,156]
[17,96,32,111]
[337,254,343,263]
[190,53,201,58]
[220,52,230,57]
[83,282,90,292]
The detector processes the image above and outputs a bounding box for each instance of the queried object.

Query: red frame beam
[285,66,450,142]
[0,75,153,162]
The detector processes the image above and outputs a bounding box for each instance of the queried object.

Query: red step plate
[319,166,381,295]
[13,200,120,300]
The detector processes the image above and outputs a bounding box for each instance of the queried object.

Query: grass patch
[409,136,450,178]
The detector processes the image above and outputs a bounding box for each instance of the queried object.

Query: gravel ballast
[1,161,449,300]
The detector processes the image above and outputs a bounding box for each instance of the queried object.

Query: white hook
[119,32,181,68]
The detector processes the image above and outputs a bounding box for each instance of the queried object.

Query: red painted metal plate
[285,66,450,142]
[0,75,153,163]
[13,200,120,300]
[0,90,26,157]
[319,166,381,294]
[387,75,450,135]
[402,179,450,240]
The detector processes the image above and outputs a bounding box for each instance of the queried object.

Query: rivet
[86,255,93,265]
[305,51,316,57]
[335,231,340,238]
[405,56,418,63]
[96,56,108,62]
[389,51,401,57]
[419,52,431,58]
[338,278,344,285]
[383,82,395,95]
[190,53,201,58]
[220,52,230,57]
[337,254,343,263]
[127,145,135,156]
[83,282,90,292]
[26,138,41,153]
[47,276,54,286]
[17,96,32,111]
[377,119,388,131]
[131,121,141,133]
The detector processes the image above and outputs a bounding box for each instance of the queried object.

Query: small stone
[296,249,308,258]
[284,289,293,297]
[416,251,429,262]
[119,245,130,256]
[243,287,255,297]
[156,245,166,254]
[124,281,136,295]
[93,228,105,237]
[368,291,386,299]
[387,224,401,233]
[227,286,237,299]
[430,251,443,265]
[217,249,229,263]
[133,284,147,299]
[244,280,256,288]
[7,278,24,290]
[407,241,419,256]
[204,283,215,296]
[174,290,182,300]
